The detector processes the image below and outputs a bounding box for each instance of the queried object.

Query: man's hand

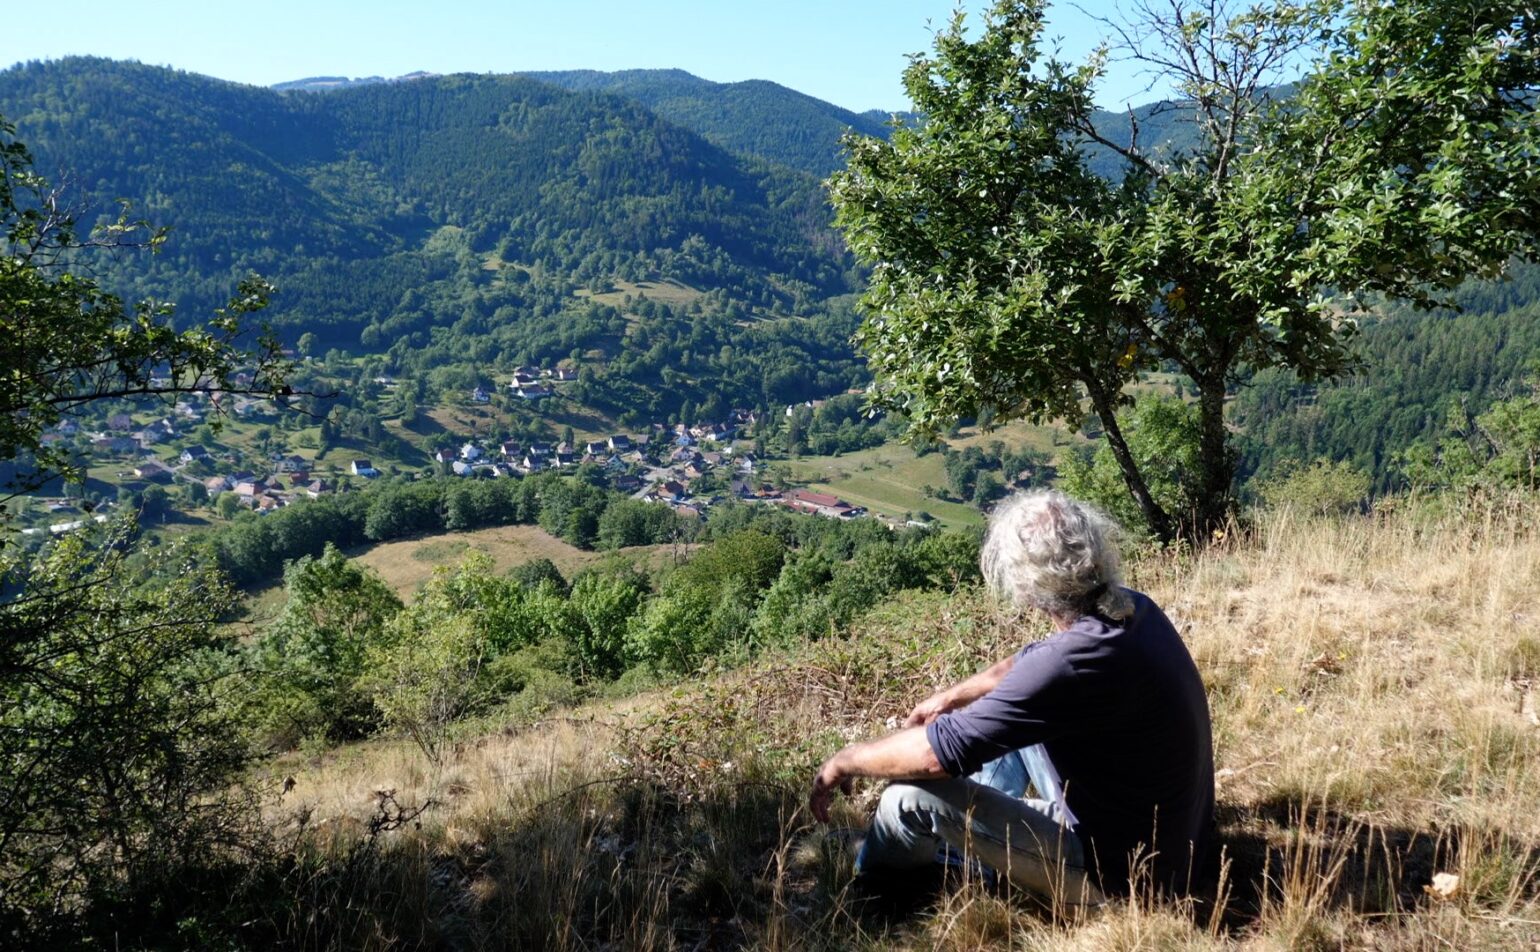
[903,690,953,728]
[809,754,854,823]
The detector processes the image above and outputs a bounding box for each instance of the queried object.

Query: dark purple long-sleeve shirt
[926,589,1214,892]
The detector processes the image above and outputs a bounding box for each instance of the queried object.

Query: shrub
[1058,396,1206,536]
[509,557,569,596]
[567,567,649,679]
[1258,457,1371,515]
[363,613,490,765]
[248,545,403,748]
[0,529,257,938]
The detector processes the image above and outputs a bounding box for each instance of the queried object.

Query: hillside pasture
[785,419,1075,527]
[238,524,682,627]
[260,497,1540,950]
[355,524,646,597]
[786,441,976,525]
[575,278,704,309]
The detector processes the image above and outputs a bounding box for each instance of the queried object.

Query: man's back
[926,589,1214,892]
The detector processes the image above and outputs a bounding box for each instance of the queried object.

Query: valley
[6,16,1540,948]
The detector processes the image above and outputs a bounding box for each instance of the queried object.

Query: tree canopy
[0,114,288,508]
[830,0,1540,540]
[0,116,292,936]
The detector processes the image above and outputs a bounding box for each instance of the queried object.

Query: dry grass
[238,526,682,627]
[355,525,602,596]
[259,497,1540,949]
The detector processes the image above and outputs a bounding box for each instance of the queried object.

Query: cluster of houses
[44,385,279,461]
[41,412,185,457]
[203,469,334,512]
[29,379,880,533]
[189,452,335,513]
[427,407,874,523]
[18,512,111,537]
[502,365,577,402]
[431,432,649,490]
[448,365,584,404]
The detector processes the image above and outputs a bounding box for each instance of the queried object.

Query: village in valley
[18,359,875,542]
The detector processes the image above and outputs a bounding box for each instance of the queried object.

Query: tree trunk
[1089,391,1176,544]
[1189,377,1236,538]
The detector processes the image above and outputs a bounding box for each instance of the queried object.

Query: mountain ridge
[272,71,440,93]
[0,57,850,337]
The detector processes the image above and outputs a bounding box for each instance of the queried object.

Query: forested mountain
[522,69,893,178]
[517,68,1201,183]
[0,58,850,327]
[0,58,863,422]
[1233,263,1540,491]
[5,57,1540,475]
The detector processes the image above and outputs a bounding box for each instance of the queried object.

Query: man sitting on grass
[809,489,1214,904]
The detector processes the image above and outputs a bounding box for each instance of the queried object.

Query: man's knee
[875,778,963,824]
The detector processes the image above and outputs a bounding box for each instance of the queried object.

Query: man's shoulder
[1121,589,1181,638]
[1009,632,1084,682]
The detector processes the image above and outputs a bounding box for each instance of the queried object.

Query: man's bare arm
[809,727,947,822]
[902,653,1018,727]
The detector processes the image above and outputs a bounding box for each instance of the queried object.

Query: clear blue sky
[0,1,1164,112]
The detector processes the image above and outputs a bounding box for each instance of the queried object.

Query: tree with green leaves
[0,530,251,937]
[1,114,288,511]
[250,545,403,747]
[830,0,1540,540]
[0,117,296,939]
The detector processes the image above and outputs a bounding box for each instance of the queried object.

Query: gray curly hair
[979,489,1132,621]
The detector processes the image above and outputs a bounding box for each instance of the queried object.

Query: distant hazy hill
[271,71,439,93]
[518,68,1213,182]
[523,69,893,178]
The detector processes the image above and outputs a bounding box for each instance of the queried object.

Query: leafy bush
[1257,458,1371,515]
[626,584,719,674]
[248,544,403,748]
[0,529,257,939]
[509,557,569,595]
[1059,396,1206,537]
[364,613,490,765]
[750,551,837,646]
[626,530,788,673]
[567,566,650,679]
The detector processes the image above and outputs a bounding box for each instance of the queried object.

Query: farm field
[238,524,685,626]
[786,418,1079,528]
[574,277,705,309]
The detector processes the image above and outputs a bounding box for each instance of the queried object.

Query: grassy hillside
[781,419,1081,529]
[239,523,686,624]
[254,498,1540,949]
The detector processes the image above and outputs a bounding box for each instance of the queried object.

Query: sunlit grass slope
[263,499,1540,949]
